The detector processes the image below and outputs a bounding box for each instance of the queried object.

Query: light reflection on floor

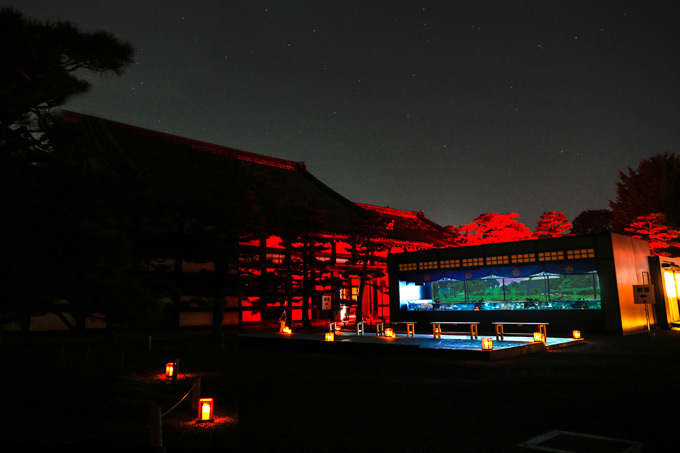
[240,327,585,361]
[330,332,576,350]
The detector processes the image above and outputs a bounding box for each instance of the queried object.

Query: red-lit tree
[344,235,387,325]
[450,213,533,246]
[290,235,332,329]
[534,211,572,238]
[342,212,389,325]
[624,213,680,257]
[271,209,335,329]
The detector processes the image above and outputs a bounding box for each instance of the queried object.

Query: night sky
[5,0,679,228]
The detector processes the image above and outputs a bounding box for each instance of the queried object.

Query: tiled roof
[356,203,451,246]
[59,111,368,235]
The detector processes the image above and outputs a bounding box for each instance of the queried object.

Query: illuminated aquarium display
[400,272,601,311]
[397,255,602,312]
[390,234,663,334]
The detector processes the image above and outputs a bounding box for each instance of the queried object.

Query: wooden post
[149,407,163,448]
[191,377,201,411]
[171,358,179,384]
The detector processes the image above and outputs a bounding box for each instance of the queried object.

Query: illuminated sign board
[633,285,655,305]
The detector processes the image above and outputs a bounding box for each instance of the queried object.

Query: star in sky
[7,0,680,229]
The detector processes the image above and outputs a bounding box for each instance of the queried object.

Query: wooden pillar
[149,407,163,448]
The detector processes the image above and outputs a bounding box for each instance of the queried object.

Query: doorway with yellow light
[650,256,680,329]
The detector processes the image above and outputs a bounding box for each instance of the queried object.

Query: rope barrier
[162,382,196,418]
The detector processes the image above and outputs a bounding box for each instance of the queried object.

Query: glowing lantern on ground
[325,332,335,342]
[165,362,175,378]
[572,330,581,340]
[481,338,493,350]
[282,326,292,334]
[384,328,395,338]
[533,332,545,343]
[198,398,214,422]
[434,327,441,339]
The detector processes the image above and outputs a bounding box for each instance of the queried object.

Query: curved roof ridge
[356,203,421,218]
[59,110,304,171]
[181,139,304,171]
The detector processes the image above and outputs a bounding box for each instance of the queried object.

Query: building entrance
[663,270,680,324]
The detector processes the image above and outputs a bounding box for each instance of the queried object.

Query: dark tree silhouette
[571,209,614,235]
[0,8,139,331]
[0,7,133,152]
[263,209,335,330]
[345,229,387,326]
[609,152,680,232]
[0,120,174,331]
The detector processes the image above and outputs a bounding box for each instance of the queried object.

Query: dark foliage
[609,152,680,232]
[571,209,614,235]
[0,118,175,330]
[0,7,133,151]
[0,8,162,331]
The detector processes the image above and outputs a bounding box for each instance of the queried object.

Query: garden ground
[1,327,679,452]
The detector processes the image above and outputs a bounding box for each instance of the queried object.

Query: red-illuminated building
[13,112,679,336]
[51,112,450,332]
[237,203,451,327]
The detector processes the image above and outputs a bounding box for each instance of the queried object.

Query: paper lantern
[198,398,214,422]
[325,332,335,342]
[572,330,581,340]
[481,338,493,350]
[165,362,175,378]
[384,328,395,338]
[282,326,292,334]
[533,332,545,343]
